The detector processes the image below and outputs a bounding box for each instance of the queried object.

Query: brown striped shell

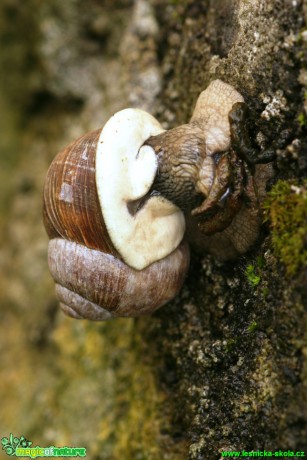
[43,117,189,321]
[48,239,189,320]
[43,129,117,257]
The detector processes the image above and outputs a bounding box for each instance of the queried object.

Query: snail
[43,80,275,320]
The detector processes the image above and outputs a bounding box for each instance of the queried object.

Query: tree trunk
[0,0,306,459]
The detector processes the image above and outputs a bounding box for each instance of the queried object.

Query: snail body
[44,80,274,320]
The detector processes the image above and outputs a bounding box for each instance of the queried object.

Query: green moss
[297,113,307,127]
[245,264,261,287]
[247,321,258,333]
[261,287,269,299]
[245,257,265,288]
[225,338,238,352]
[264,180,307,276]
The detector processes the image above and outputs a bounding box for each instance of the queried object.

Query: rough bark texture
[0,0,306,459]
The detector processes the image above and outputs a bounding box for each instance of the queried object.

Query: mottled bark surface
[0,1,306,459]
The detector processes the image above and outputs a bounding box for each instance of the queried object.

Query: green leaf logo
[1,434,32,456]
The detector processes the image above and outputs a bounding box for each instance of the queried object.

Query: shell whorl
[44,109,186,271]
[48,238,190,320]
[43,109,190,320]
[43,129,117,257]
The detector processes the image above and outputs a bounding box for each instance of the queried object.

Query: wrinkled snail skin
[146,80,274,261]
[146,80,245,212]
[189,81,274,259]
[185,162,275,261]
[44,79,273,320]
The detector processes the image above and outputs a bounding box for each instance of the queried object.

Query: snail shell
[43,110,189,320]
[44,79,273,321]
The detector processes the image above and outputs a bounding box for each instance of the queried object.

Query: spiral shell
[43,109,188,320]
[48,239,189,320]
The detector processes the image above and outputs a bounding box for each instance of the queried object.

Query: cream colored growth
[96,108,186,270]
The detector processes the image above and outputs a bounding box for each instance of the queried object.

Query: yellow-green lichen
[264,180,307,276]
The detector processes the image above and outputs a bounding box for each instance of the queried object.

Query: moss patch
[245,264,261,287]
[264,180,307,276]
